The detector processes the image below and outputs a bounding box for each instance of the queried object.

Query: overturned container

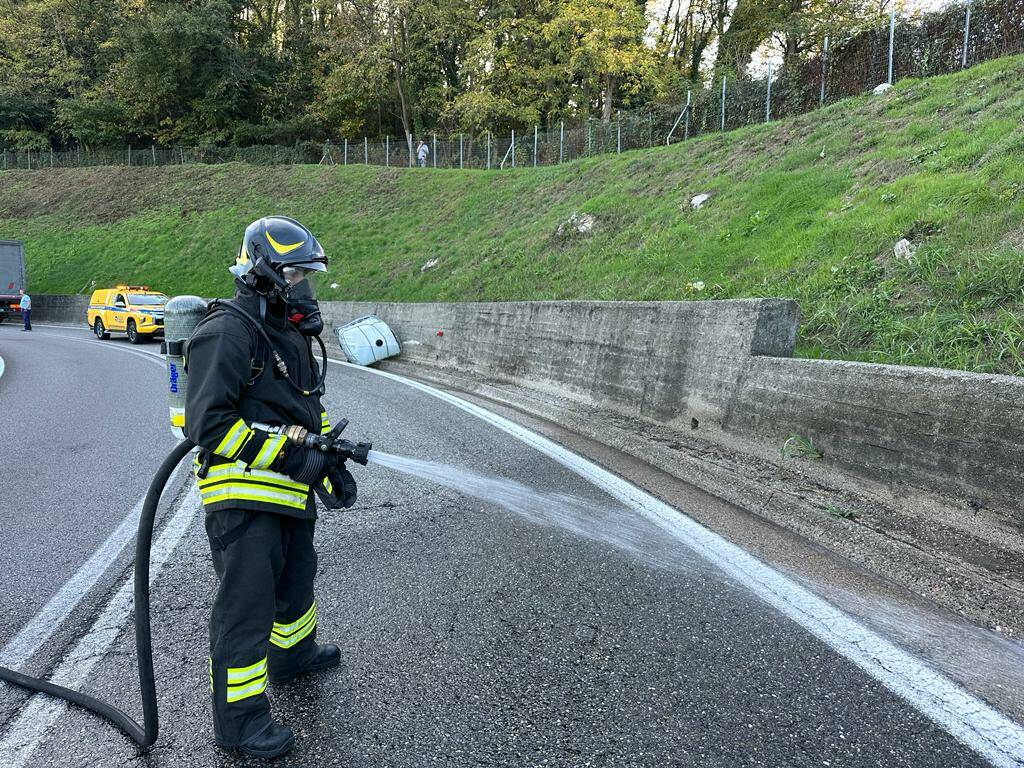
[335,315,401,366]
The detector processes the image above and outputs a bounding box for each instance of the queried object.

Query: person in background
[19,289,31,331]
[417,139,429,168]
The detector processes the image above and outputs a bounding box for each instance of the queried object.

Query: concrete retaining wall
[727,357,1024,521]
[32,294,89,325]
[320,299,1022,520]
[33,294,1022,518]
[321,300,799,430]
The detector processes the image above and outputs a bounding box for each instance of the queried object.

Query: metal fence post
[684,90,692,140]
[887,10,896,85]
[533,125,538,167]
[961,3,972,69]
[50,147,53,167]
[364,137,368,164]
[151,144,156,164]
[344,138,348,165]
[720,77,727,130]
[180,147,185,164]
[511,129,516,168]
[408,133,413,168]
[616,111,621,153]
[820,36,830,106]
[486,132,491,170]
[765,64,773,123]
[432,132,436,168]
[127,144,132,166]
[586,118,592,156]
[559,121,564,163]
[459,133,463,169]
[385,135,389,166]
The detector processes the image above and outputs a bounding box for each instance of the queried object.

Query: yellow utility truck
[88,285,168,343]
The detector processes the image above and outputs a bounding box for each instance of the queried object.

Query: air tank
[162,295,208,439]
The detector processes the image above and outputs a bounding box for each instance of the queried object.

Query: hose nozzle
[280,422,371,465]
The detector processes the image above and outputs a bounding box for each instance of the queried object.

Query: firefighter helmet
[230,216,327,297]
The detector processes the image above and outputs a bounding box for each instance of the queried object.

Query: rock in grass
[555,213,596,237]
[873,82,893,95]
[690,193,712,209]
[893,238,916,262]
[420,258,439,273]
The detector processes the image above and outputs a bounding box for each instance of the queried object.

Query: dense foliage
[0,0,876,148]
[0,0,1019,149]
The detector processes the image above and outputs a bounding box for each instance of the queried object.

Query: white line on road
[0,326,183,764]
[329,358,1024,768]
[0,485,200,767]
[0,330,169,672]
[0,476,175,671]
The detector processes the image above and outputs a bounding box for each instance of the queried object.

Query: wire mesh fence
[2,0,1021,174]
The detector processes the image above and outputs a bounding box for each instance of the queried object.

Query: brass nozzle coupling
[283,424,316,448]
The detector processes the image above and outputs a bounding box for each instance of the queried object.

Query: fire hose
[0,295,369,749]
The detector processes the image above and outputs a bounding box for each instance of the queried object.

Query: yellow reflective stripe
[226,676,267,703]
[270,604,318,649]
[320,412,331,435]
[266,231,305,255]
[273,603,317,636]
[209,658,213,693]
[170,407,185,428]
[251,434,287,470]
[270,614,317,649]
[200,486,308,511]
[214,418,253,459]
[322,477,333,495]
[227,657,267,684]
[198,463,309,492]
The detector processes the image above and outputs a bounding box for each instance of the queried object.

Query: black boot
[271,643,341,684]
[218,721,295,759]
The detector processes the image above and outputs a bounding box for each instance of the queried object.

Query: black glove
[277,444,330,486]
[315,463,358,509]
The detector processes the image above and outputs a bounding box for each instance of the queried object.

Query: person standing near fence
[416,140,429,168]
[19,289,31,331]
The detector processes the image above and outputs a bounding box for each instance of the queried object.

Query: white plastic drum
[335,315,401,366]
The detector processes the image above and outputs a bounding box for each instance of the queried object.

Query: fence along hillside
[2,0,1021,173]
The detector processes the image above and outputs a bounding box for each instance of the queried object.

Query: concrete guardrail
[34,294,1022,520]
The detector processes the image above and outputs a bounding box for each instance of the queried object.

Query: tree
[544,0,653,121]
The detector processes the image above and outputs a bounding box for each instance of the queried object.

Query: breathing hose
[0,438,195,749]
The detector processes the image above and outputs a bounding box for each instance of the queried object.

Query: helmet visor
[282,266,318,300]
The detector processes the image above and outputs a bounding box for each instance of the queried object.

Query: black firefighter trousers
[205,509,320,746]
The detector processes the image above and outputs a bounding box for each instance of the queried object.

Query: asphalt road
[0,327,181,708]
[0,325,1018,767]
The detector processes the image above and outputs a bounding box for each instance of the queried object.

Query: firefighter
[184,216,355,758]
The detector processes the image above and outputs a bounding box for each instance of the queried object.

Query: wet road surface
[0,325,1019,767]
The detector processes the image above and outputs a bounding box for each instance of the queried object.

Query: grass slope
[2,56,1023,374]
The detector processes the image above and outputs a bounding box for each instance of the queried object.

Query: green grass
[2,55,1023,374]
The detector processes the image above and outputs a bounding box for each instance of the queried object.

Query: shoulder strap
[201,299,267,385]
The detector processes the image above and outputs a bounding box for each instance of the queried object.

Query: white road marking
[0,353,5,381]
[0,480,171,671]
[0,325,183,760]
[0,485,200,767]
[0,330,169,672]
[329,357,1024,768]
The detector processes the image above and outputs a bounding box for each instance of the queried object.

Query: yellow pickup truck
[88,285,168,343]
